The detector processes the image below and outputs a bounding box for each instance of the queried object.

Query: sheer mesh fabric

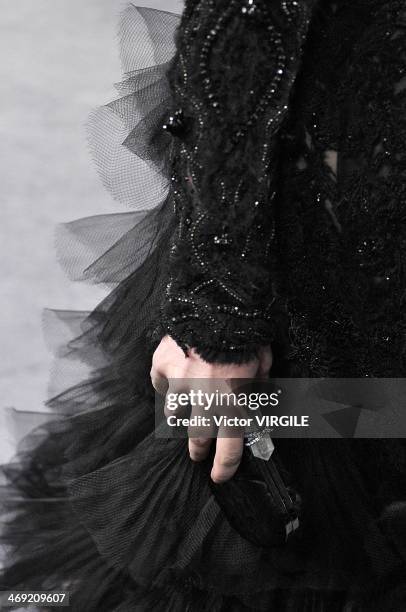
[1,3,406,611]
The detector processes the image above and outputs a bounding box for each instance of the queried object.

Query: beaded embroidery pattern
[160,0,314,363]
[158,0,405,373]
[277,0,406,376]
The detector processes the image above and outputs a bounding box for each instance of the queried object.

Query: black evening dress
[1,1,406,610]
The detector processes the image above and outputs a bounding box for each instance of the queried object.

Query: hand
[150,335,272,483]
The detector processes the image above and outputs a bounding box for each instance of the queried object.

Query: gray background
[0,0,182,461]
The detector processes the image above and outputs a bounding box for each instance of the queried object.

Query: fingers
[163,379,191,418]
[151,335,262,483]
[150,366,168,396]
[187,394,216,462]
[211,436,244,483]
[257,345,273,379]
[189,437,212,462]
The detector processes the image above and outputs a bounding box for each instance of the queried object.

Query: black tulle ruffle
[1,5,406,611]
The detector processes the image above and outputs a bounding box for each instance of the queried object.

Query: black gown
[1,1,406,610]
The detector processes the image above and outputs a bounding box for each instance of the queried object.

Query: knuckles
[216,453,242,468]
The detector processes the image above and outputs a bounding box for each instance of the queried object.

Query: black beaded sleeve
[159,0,316,364]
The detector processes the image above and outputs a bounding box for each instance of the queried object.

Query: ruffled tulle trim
[1,5,406,611]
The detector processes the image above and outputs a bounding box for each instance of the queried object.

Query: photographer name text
[167,415,309,428]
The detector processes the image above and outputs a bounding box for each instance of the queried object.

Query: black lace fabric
[159,0,316,364]
[276,0,406,377]
[1,2,406,611]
